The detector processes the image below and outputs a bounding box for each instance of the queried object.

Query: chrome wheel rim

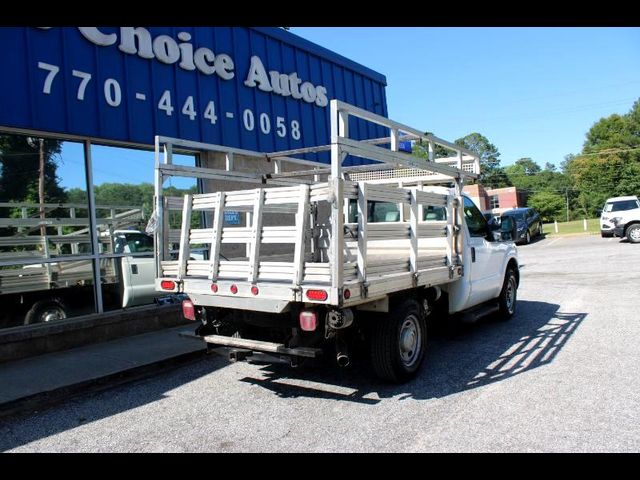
[629,227,640,241]
[42,308,66,323]
[505,277,517,314]
[399,314,422,367]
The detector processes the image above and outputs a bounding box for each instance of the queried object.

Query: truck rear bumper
[180,331,322,358]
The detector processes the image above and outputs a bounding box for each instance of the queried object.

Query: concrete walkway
[0,325,207,418]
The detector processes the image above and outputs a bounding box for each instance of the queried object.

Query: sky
[291,27,640,168]
[56,27,640,189]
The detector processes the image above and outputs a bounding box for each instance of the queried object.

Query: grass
[543,218,600,236]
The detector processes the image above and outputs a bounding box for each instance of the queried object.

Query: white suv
[600,196,640,242]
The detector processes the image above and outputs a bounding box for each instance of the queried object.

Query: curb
[0,348,207,420]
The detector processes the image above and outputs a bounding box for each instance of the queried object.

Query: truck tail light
[210,283,218,293]
[306,289,328,301]
[160,280,176,291]
[251,286,259,296]
[230,284,238,294]
[182,300,196,321]
[299,310,317,332]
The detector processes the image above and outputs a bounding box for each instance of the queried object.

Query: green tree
[528,191,565,222]
[565,98,640,216]
[0,135,65,205]
[454,133,509,188]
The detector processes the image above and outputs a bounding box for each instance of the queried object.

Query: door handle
[131,264,138,274]
[471,247,476,263]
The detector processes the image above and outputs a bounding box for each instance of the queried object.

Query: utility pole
[565,188,569,223]
[38,138,46,237]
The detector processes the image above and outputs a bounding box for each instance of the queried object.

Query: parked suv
[600,196,640,240]
[499,208,543,245]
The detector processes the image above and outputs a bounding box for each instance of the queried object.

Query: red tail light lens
[210,283,218,293]
[230,284,238,294]
[160,280,176,290]
[251,286,259,296]
[306,289,328,301]
[343,289,351,300]
[182,300,196,321]
[299,310,317,332]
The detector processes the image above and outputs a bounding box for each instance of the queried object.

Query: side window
[423,205,447,221]
[347,199,400,223]
[463,196,488,237]
[126,233,154,253]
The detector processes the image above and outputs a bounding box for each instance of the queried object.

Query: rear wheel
[370,298,427,383]
[498,268,518,320]
[626,224,640,244]
[24,299,68,325]
[524,230,531,244]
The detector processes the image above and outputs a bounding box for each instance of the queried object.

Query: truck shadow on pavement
[239,300,586,405]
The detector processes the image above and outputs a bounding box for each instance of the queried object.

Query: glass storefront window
[89,143,198,311]
[0,133,96,328]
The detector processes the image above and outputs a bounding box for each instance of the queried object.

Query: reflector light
[306,289,328,301]
[182,300,196,321]
[230,284,238,294]
[251,286,259,295]
[343,289,351,300]
[299,311,317,332]
[160,280,176,290]
[210,283,218,293]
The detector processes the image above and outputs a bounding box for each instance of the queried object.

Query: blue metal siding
[0,27,388,166]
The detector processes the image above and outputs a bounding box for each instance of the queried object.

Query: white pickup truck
[0,203,157,326]
[154,100,520,383]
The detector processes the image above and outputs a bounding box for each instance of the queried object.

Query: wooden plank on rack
[177,194,193,279]
[409,189,419,276]
[248,188,264,283]
[357,182,368,283]
[208,192,224,281]
[293,184,310,288]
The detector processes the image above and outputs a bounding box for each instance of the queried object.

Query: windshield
[604,200,639,212]
[502,212,525,221]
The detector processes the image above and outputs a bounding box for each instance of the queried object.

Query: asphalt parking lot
[1,233,639,452]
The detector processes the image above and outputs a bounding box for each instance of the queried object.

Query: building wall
[463,184,528,214]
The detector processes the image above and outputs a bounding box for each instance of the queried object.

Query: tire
[24,299,68,325]
[626,224,640,244]
[370,298,427,383]
[539,223,543,236]
[524,230,531,244]
[498,268,518,320]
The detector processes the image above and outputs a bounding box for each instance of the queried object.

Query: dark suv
[499,208,543,245]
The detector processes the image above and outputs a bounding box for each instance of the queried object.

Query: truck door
[462,196,505,306]
[118,233,157,307]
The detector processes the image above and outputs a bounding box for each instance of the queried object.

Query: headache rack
[153,100,479,312]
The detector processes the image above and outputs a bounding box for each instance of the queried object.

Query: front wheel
[497,268,518,320]
[369,298,427,383]
[627,224,640,244]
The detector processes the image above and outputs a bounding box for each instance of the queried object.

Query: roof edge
[252,27,388,86]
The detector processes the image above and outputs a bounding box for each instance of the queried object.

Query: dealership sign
[0,27,387,160]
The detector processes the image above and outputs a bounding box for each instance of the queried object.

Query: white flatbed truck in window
[154,100,519,383]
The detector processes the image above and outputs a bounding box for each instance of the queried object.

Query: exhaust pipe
[336,352,350,368]
[335,333,350,368]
